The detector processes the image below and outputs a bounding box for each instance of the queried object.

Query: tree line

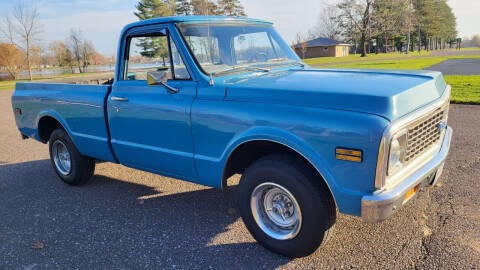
[133,0,246,61]
[0,1,109,81]
[135,0,246,19]
[298,0,458,57]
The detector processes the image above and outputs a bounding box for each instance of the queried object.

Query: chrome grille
[405,108,445,162]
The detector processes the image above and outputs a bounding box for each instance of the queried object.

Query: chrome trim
[362,126,452,223]
[52,140,72,176]
[374,85,451,189]
[111,96,129,102]
[250,182,302,240]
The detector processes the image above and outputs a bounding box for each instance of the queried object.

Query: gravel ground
[425,58,480,75]
[0,89,479,269]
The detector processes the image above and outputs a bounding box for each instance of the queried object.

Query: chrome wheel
[52,140,72,176]
[250,182,302,240]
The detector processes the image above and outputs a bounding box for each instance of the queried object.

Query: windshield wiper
[212,66,270,77]
[268,61,305,68]
[246,67,270,72]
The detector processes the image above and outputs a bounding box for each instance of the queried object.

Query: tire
[48,128,95,186]
[237,154,336,258]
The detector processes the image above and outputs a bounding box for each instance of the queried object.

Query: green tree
[217,0,246,16]
[176,0,193,15]
[436,0,457,48]
[191,0,218,15]
[415,0,456,50]
[134,0,176,19]
[134,0,175,63]
[372,0,409,52]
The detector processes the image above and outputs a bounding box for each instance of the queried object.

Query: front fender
[221,126,339,201]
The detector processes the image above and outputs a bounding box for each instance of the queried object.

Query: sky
[0,0,478,56]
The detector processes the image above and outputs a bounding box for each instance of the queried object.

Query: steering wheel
[248,52,268,63]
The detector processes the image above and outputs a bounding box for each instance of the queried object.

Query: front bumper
[361,126,452,223]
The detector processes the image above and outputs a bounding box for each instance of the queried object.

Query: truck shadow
[0,160,291,269]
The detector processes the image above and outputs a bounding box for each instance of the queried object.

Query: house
[294,37,350,58]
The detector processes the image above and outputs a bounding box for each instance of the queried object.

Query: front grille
[404,108,445,162]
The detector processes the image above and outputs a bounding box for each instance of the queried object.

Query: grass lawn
[326,57,446,70]
[303,51,431,65]
[444,75,480,104]
[455,47,480,51]
[320,55,480,105]
[321,55,480,70]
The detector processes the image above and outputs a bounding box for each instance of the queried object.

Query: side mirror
[147,71,179,94]
[147,71,168,86]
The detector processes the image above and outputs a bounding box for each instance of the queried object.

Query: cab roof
[123,16,272,30]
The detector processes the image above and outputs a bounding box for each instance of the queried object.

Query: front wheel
[237,154,336,258]
[48,128,95,185]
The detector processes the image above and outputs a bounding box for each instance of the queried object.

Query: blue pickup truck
[11,16,452,257]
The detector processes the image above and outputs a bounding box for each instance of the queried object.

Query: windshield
[177,23,301,76]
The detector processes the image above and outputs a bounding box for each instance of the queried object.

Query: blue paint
[11,16,449,217]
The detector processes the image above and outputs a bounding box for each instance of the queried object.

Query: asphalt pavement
[426,58,480,75]
[1,89,479,269]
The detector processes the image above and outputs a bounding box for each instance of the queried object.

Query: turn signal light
[403,184,420,204]
[335,148,362,162]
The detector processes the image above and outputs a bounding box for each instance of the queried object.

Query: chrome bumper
[361,126,452,223]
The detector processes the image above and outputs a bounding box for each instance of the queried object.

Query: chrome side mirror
[147,71,179,94]
[147,71,168,85]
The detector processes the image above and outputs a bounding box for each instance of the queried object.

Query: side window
[125,34,172,81]
[170,36,191,80]
[125,33,191,81]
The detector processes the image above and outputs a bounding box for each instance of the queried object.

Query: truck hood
[221,68,447,121]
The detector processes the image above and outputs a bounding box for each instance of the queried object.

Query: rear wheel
[237,154,336,258]
[48,128,95,185]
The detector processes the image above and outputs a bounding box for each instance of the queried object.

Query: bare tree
[69,29,83,73]
[68,29,95,73]
[471,34,480,47]
[81,40,94,72]
[300,41,308,59]
[337,0,373,57]
[49,40,74,72]
[313,6,341,40]
[1,1,41,80]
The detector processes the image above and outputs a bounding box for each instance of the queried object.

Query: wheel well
[38,116,62,143]
[222,140,335,206]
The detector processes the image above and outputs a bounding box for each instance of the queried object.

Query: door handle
[111,96,129,102]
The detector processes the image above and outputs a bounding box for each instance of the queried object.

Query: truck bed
[12,82,116,162]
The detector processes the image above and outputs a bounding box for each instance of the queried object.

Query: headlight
[387,130,408,176]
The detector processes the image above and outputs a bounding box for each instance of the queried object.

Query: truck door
[107,26,197,180]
